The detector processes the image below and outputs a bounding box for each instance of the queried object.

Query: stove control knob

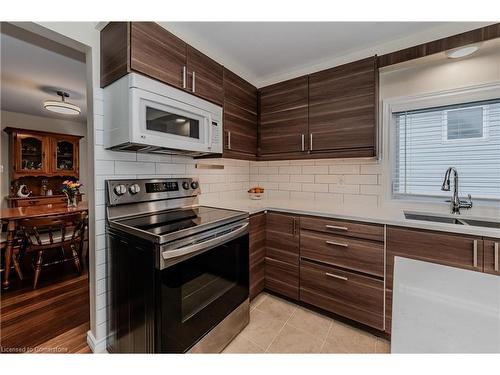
[190,181,199,190]
[182,181,190,190]
[114,184,127,196]
[129,184,141,195]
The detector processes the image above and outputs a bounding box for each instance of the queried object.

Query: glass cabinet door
[54,139,76,174]
[17,135,48,173]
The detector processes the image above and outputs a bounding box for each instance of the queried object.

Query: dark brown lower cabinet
[249,213,266,299]
[300,259,384,330]
[483,238,500,276]
[264,212,300,299]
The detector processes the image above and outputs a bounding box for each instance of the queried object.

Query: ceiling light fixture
[445,44,479,59]
[43,91,81,115]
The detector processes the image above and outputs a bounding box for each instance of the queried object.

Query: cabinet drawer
[300,260,384,330]
[16,196,68,207]
[265,257,299,300]
[300,230,384,277]
[300,216,383,242]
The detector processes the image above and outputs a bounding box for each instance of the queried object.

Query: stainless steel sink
[404,212,464,225]
[459,219,500,229]
[404,212,500,229]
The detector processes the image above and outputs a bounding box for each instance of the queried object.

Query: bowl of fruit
[248,186,265,200]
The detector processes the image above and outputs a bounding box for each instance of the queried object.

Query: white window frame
[380,81,500,207]
[441,105,489,144]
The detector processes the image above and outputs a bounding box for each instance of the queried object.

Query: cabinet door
[308,56,377,156]
[386,226,484,289]
[51,136,80,177]
[265,212,300,299]
[130,22,187,90]
[186,46,224,105]
[14,133,50,176]
[484,239,500,276]
[259,76,309,157]
[249,213,266,299]
[223,68,258,159]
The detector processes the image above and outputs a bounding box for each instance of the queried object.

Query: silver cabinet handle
[192,71,196,92]
[325,272,348,281]
[325,225,348,231]
[494,242,499,272]
[292,217,297,235]
[227,131,231,150]
[473,240,478,268]
[326,240,348,248]
[301,134,305,151]
[182,66,187,89]
[310,133,313,151]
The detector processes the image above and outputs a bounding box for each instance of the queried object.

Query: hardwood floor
[0,262,91,353]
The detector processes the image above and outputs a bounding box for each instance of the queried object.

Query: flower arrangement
[62,180,83,207]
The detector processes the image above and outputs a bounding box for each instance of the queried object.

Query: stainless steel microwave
[103,73,222,156]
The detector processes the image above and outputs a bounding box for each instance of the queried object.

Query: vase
[67,194,77,208]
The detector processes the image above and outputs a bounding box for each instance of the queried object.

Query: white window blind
[393,98,500,200]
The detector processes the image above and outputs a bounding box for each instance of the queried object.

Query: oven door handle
[161,222,249,261]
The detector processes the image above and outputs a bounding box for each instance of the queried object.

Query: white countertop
[391,257,500,353]
[203,197,500,238]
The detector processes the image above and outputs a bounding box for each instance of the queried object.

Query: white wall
[0,110,88,209]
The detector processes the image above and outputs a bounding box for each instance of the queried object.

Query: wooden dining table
[1,201,88,289]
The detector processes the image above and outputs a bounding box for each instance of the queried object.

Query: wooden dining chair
[18,212,87,289]
[0,221,24,281]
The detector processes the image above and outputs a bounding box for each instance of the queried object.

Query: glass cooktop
[115,206,245,238]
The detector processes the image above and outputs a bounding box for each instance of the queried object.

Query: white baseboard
[86,330,108,353]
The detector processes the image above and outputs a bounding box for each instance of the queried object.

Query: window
[392,98,500,200]
[445,106,485,141]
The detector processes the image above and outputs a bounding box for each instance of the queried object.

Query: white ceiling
[160,22,492,87]
[1,24,87,123]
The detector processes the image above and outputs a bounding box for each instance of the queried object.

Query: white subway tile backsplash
[329,184,360,194]
[115,161,155,175]
[268,174,290,183]
[360,163,383,174]
[314,192,343,204]
[302,165,329,174]
[278,182,301,191]
[344,174,378,185]
[302,183,329,193]
[290,174,315,183]
[315,174,342,184]
[279,166,302,175]
[155,163,186,175]
[290,191,315,200]
[95,160,114,176]
[329,164,360,175]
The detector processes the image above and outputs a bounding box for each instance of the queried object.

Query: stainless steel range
[105,178,249,353]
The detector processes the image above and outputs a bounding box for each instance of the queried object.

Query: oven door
[157,227,249,353]
[131,87,213,153]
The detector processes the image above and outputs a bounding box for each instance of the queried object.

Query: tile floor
[223,292,390,354]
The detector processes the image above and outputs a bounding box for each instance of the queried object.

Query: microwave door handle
[162,222,249,261]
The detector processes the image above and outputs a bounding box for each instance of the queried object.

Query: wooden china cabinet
[4,127,83,207]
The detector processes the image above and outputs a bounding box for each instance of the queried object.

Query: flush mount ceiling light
[43,91,81,115]
[445,44,479,59]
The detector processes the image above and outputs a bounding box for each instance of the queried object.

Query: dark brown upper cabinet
[130,22,187,90]
[222,68,258,159]
[258,76,309,158]
[308,56,378,157]
[101,22,223,105]
[186,45,223,104]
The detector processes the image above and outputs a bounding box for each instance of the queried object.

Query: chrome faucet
[441,167,473,214]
